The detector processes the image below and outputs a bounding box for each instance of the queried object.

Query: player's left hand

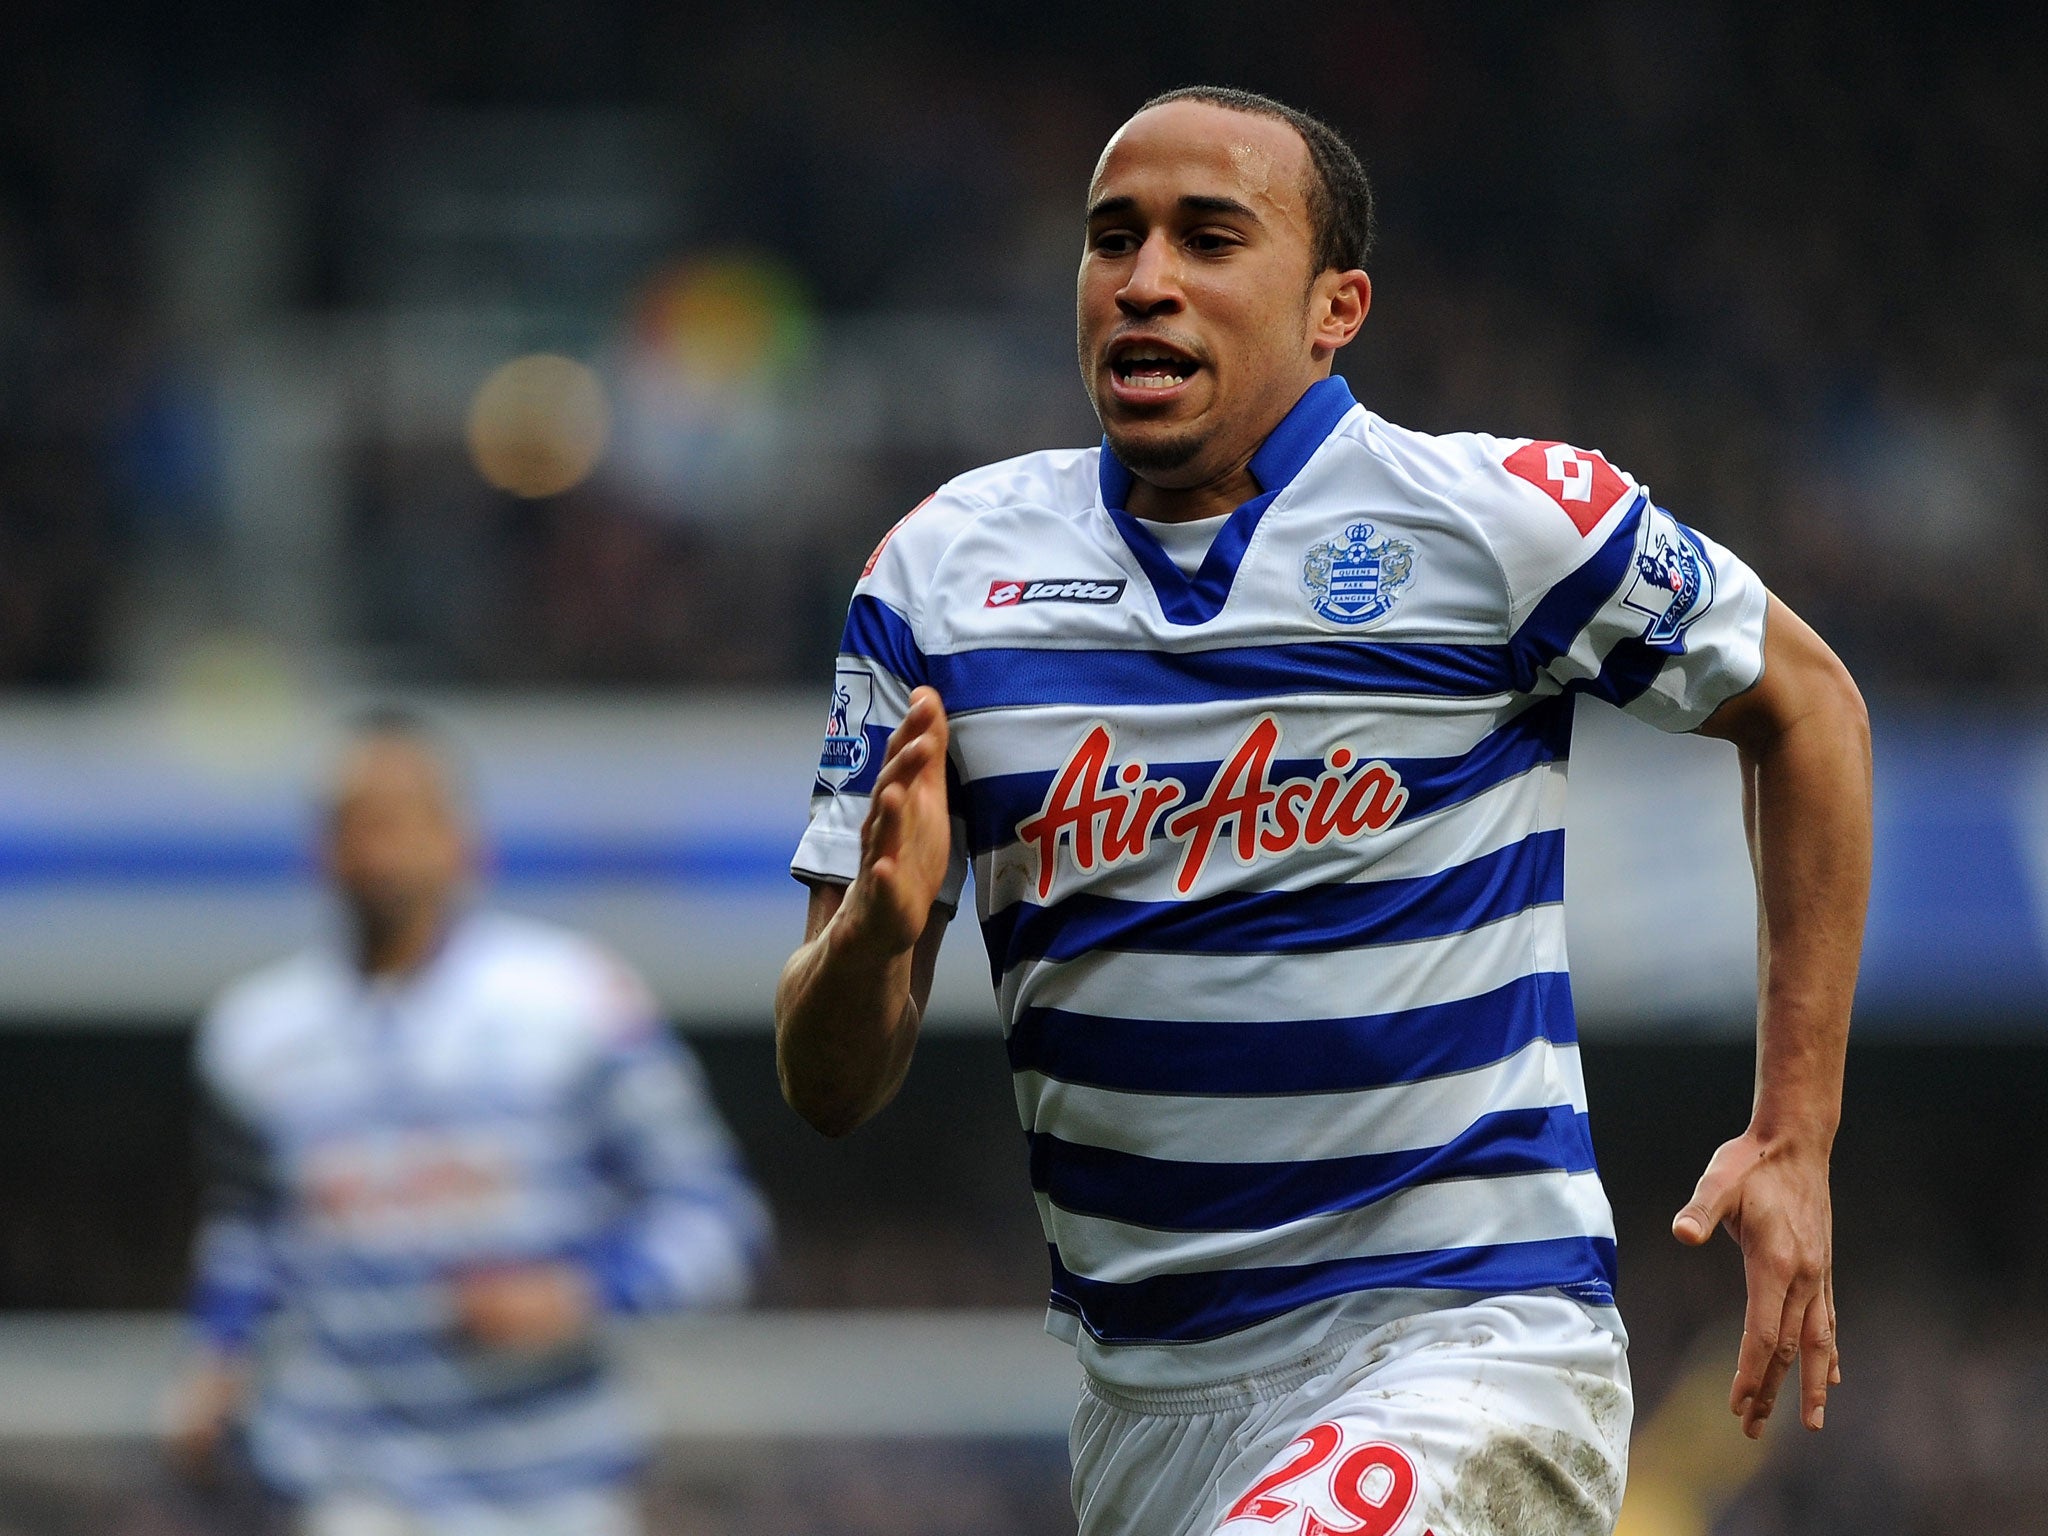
[454,1262,596,1352]
[1673,1129,1839,1439]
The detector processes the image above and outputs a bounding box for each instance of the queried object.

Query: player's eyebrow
[1085,193,1264,224]
[1177,194,1261,221]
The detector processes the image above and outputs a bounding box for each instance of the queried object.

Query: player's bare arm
[775,685,953,1136]
[1681,592,1872,1439]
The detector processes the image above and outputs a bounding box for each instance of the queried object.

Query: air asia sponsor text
[986,578,1128,607]
[1016,717,1408,898]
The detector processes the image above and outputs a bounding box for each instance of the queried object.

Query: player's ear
[1311,269,1371,357]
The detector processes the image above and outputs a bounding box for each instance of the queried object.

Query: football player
[174,712,770,1536]
[778,88,1869,1535]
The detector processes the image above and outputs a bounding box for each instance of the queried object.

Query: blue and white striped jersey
[792,376,1767,1390]
[189,910,770,1509]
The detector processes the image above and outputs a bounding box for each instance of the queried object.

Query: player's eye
[1186,229,1239,254]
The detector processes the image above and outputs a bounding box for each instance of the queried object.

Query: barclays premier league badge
[1303,521,1415,628]
[1621,508,1715,647]
[817,668,874,790]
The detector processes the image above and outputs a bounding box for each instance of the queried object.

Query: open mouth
[1108,338,1201,394]
[1113,354,1197,390]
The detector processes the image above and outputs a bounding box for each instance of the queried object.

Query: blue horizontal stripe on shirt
[981,829,1564,973]
[837,594,928,686]
[1506,494,1646,689]
[960,693,1572,858]
[927,637,1516,715]
[189,1278,275,1351]
[1029,1105,1596,1232]
[1571,635,1666,710]
[302,1330,449,1368]
[1047,1234,1618,1345]
[281,1241,594,1291]
[1006,971,1577,1096]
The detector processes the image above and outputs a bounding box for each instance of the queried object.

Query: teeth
[1116,354,1193,388]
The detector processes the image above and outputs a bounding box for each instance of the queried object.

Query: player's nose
[1115,231,1183,317]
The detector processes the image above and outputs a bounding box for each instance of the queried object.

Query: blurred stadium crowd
[3,0,2044,693]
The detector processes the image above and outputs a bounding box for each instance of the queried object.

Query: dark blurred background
[0,1,2044,1533]
[6,0,2045,694]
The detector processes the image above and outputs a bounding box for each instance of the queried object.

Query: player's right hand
[454,1262,596,1352]
[838,686,952,958]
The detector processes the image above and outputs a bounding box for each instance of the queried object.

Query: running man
[777,88,1870,1535]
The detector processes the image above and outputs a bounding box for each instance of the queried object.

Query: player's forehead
[1088,100,1311,231]
[331,734,457,815]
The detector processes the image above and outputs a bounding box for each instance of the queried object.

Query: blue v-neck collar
[1099,374,1358,627]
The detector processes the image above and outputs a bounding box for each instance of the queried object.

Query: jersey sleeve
[789,491,972,908]
[187,1001,283,1354]
[1481,440,1768,732]
[564,948,770,1314]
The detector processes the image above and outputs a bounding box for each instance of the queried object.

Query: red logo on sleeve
[862,494,935,577]
[1503,442,1628,536]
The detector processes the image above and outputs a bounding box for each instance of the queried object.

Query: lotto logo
[1503,441,1628,536]
[986,578,1128,607]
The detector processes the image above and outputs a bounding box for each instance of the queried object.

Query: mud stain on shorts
[1431,1430,1621,1536]
[1570,1375,1629,1449]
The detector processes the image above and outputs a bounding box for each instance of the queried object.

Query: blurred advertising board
[0,695,2022,1033]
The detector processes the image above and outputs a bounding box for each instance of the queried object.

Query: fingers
[1673,1160,1739,1247]
[1826,1273,1842,1386]
[1732,1250,1836,1438]
[1740,1283,1805,1438]
[878,688,947,770]
[1730,1267,1784,1431]
[868,690,949,814]
[1797,1290,1834,1430]
[861,780,906,873]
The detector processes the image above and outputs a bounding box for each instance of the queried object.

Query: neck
[353,902,449,979]
[1118,371,1335,524]
[1124,459,1260,524]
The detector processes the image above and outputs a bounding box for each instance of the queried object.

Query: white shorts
[299,1488,640,1536]
[1069,1296,1631,1536]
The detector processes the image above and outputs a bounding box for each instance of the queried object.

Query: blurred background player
[170,711,770,1536]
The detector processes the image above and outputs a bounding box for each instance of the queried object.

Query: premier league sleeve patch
[817,667,876,791]
[1302,521,1416,628]
[1620,505,1716,648]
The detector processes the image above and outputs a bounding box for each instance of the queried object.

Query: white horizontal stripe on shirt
[999,902,1570,1027]
[948,690,1535,778]
[1016,1039,1588,1165]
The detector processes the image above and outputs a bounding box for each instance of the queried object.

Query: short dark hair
[1137,86,1375,276]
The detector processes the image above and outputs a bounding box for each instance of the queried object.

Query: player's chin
[1096,388,1211,468]
[1103,416,1212,479]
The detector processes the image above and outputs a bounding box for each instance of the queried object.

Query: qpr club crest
[1302,521,1415,628]
[1621,510,1715,646]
